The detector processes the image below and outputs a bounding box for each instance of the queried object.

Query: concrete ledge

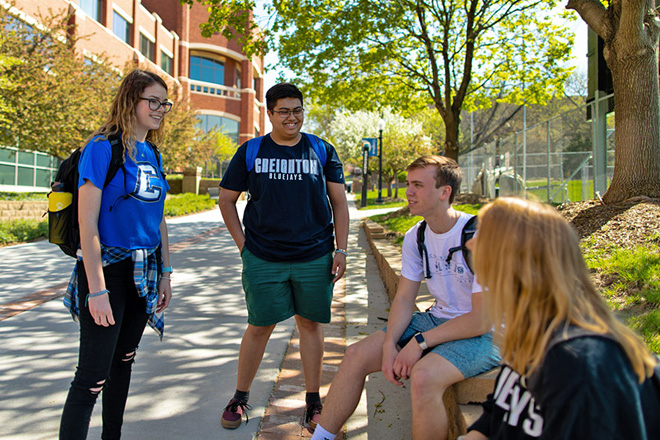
[207,187,220,199]
[362,218,494,437]
[0,200,48,221]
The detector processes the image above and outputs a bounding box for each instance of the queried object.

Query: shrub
[163,193,217,217]
[0,219,48,245]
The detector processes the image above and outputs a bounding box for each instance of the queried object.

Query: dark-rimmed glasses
[271,107,304,118]
[139,97,173,113]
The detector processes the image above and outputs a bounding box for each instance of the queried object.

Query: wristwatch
[414,332,428,350]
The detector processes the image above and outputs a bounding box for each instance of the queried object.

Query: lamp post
[376,118,385,204]
[360,142,369,208]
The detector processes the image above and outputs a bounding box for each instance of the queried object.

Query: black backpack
[417,215,477,279]
[48,134,160,258]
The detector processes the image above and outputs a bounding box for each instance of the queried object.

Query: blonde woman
[461,197,659,440]
[60,69,172,439]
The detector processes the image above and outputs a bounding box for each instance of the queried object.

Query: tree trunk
[604,30,660,202]
[568,0,660,203]
[443,109,461,162]
[605,60,660,201]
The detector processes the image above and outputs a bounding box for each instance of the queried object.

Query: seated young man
[311,155,500,440]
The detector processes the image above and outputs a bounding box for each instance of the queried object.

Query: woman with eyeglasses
[459,197,660,440]
[59,69,173,440]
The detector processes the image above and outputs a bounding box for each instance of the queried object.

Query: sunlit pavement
[0,195,407,440]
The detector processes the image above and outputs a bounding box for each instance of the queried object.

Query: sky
[255,3,589,133]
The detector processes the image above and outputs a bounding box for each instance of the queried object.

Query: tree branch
[566,0,613,40]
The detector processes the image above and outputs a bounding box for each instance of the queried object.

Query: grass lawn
[370,203,483,245]
[353,189,408,209]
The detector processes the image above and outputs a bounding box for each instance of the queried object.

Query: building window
[139,33,154,61]
[236,66,241,88]
[112,11,131,44]
[197,115,239,144]
[0,147,59,189]
[190,55,224,85]
[161,51,173,75]
[79,0,102,22]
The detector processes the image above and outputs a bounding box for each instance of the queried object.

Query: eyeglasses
[271,107,304,118]
[139,97,173,113]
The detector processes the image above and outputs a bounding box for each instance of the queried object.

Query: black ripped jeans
[60,258,149,440]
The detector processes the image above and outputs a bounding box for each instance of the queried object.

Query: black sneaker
[221,398,251,429]
[304,401,323,430]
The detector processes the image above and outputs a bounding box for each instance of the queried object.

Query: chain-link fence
[459,93,615,204]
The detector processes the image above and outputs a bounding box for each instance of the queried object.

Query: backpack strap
[417,220,432,279]
[146,140,165,178]
[304,133,327,166]
[445,215,477,273]
[105,134,125,189]
[461,216,478,273]
[245,133,328,172]
[245,136,265,172]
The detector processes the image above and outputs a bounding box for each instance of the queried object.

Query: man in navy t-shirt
[218,83,349,430]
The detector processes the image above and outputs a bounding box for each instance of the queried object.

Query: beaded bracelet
[85,289,109,306]
[334,249,348,257]
[160,276,171,281]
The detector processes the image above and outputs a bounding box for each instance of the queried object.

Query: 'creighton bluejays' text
[254,158,319,181]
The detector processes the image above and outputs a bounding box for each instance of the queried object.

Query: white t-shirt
[401,212,481,319]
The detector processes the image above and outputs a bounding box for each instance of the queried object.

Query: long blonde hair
[85,69,167,159]
[473,197,656,382]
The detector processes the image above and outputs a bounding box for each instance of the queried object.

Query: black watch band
[414,332,428,350]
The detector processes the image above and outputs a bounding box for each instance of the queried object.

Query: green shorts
[241,247,334,326]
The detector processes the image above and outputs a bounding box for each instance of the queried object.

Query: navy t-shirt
[220,134,345,262]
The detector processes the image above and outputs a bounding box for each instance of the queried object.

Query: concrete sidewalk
[0,195,412,439]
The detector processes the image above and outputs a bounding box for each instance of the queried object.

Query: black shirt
[470,336,660,439]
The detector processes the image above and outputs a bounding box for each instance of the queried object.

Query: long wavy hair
[86,69,168,160]
[473,197,656,382]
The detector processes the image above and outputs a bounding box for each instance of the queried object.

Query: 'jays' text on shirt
[493,366,544,437]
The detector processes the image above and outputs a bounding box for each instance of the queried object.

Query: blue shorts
[385,311,501,378]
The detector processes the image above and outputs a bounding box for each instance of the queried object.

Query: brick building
[0,0,265,191]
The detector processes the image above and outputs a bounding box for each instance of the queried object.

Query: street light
[376,118,385,204]
[360,141,369,208]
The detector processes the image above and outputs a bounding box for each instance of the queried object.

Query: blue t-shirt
[78,136,169,250]
[220,134,345,262]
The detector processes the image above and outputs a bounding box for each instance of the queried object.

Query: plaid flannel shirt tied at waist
[64,245,164,339]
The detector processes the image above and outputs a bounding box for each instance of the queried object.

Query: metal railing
[189,79,242,100]
[459,93,615,204]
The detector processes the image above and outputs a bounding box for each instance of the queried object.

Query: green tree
[274,1,575,162]
[0,52,19,125]
[328,108,433,198]
[0,7,119,158]
[0,4,220,171]
[182,0,574,162]
[567,0,660,203]
[179,0,267,57]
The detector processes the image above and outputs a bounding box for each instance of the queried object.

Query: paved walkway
[0,195,411,440]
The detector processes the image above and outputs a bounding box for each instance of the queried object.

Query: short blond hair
[406,155,462,204]
[473,197,656,382]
